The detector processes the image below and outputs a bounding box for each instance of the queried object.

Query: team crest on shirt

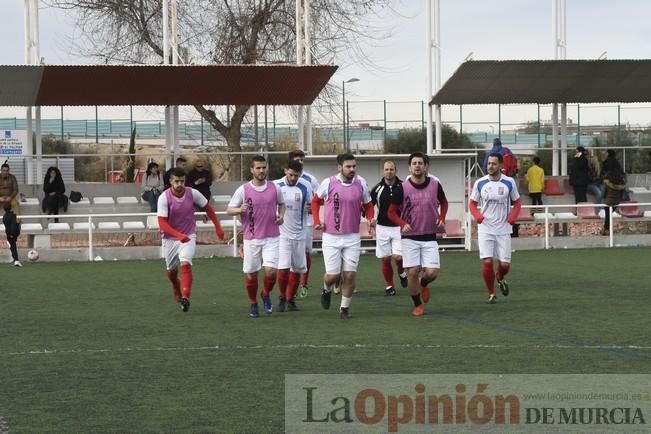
[294,192,301,202]
[498,186,505,195]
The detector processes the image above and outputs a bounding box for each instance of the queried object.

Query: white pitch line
[2,343,651,357]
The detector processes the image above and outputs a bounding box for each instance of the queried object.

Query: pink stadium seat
[518,179,529,195]
[576,202,599,219]
[618,201,643,218]
[312,227,323,240]
[543,178,564,196]
[516,207,534,222]
[443,219,464,237]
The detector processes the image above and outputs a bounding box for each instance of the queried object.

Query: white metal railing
[15,211,240,261]
[471,202,651,250]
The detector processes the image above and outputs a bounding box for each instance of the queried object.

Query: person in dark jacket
[601,169,626,236]
[42,166,67,222]
[3,202,21,266]
[569,146,590,203]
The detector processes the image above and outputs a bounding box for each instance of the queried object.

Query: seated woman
[142,161,164,212]
[42,166,67,222]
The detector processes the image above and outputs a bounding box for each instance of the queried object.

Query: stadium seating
[543,178,564,196]
[123,221,146,230]
[443,219,464,237]
[618,201,643,218]
[93,197,115,205]
[47,222,71,232]
[576,203,600,219]
[554,212,578,221]
[518,179,529,195]
[516,207,534,222]
[73,222,96,231]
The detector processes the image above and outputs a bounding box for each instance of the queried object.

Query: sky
[2,0,651,129]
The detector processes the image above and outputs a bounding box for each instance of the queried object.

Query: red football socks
[245,275,258,304]
[482,261,495,295]
[167,270,181,302]
[180,263,193,299]
[262,274,276,298]
[277,270,290,298]
[381,257,394,287]
[395,258,404,275]
[496,263,510,281]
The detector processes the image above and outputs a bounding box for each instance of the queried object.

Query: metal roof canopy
[0,64,337,107]
[430,59,651,105]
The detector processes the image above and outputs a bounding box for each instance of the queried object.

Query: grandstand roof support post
[272,106,276,148]
[296,0,305,151]
[264,105,269,149]
[60,106,64,142]
[384,100,388,144]
[304,0,313,155]
[537,104,541,147]
[200,115,204,147]
[95,106,99,144]
[561,103,568,176]
[552,103,559,176]
[32,0,42,184]
[498,104,501,138]
[459,104,463,134]
[577,104,581,145]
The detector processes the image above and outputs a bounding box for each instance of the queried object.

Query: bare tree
[46,0,396,179]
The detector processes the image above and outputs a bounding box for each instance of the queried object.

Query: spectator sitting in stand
[142,161,164,212]
[42,166,67,223]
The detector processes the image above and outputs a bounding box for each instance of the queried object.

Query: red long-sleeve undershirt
[470,199,522,224]
[158,203,224,241]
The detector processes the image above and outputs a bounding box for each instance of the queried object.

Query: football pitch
[1,247,650,432]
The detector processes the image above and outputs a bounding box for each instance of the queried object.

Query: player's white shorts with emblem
[304,225,314,254]
[322,232,361,275]
[163,235,197,270]
[243,236,280,273]
[278,236,307,273]
[375,224,402,258]
[478,232,512,263]
[401,238,440,269]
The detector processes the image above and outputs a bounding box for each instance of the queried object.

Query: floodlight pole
[296,0,304,150]
[24,0,34,184]
[163,0,171,169]
[304,0,313,154]
[426,0,442,155]
[32,0,43,183]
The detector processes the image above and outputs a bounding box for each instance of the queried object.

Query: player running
[288,150,320,298]
[370,160,408,296]
[157,167,225,312]
[469,152,521,304]
[274,159,312,312]
[227,156,286,317]
[312,153,374,319]
[388,152,448,316]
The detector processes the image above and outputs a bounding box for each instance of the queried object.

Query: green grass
[1,248,650,432]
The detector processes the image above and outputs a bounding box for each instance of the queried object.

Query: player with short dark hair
[288,149,320,298]
[312,153,374,319]
[469,152,522,304]
[388,152,448,316]
[274,159,312,312]
[157,167,224,312]
[227,155,286,317]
